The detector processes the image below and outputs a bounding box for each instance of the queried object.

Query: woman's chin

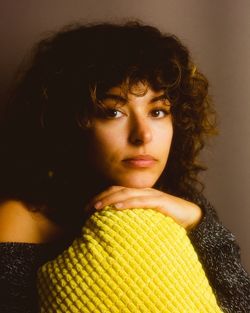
[114,175,157,189]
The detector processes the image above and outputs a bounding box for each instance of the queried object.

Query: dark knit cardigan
[189,196,250,312]
[0,196,249,313]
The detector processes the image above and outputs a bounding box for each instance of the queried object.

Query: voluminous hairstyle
[0,21,216,225]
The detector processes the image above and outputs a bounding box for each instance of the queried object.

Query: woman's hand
[87,186,202,230]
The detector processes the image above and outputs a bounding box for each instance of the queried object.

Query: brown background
[0,0,249,272]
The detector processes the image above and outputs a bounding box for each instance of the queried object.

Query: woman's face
[87,83,173,188]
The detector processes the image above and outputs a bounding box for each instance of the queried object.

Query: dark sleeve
[188,195,250,313]
[0,242,50,313]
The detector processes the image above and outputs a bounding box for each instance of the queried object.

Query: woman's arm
[89,186,250,312]
[0,200,62,243]
[0,201,63,313]
[188,195,250,313]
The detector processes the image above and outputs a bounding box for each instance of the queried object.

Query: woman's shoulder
[0,200,63,243]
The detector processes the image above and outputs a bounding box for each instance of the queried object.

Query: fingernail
[114,203,123,209]
[94,201,102,209]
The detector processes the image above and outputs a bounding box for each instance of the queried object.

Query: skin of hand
[87,185,202,231]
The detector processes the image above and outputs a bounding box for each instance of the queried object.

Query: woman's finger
[88,185,125,209]
[102,194,202,230]
[93,187,155,209]
[88,186,202,230]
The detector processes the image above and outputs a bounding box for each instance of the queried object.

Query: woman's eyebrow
[102,93,170,105]
[150,94,169,104]
[102,94,127,103]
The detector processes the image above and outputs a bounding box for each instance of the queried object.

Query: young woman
[0,21,249,312]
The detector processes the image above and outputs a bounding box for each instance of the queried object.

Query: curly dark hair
[0,21,216,225]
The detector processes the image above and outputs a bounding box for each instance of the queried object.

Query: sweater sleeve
[188,195,250,313]
[0,242,52,313]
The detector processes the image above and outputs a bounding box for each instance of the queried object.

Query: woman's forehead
[105,81,166,98]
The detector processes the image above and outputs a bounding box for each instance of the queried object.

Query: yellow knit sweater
[37,207,222,312]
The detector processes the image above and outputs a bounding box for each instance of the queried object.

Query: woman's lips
[122,155,157,168]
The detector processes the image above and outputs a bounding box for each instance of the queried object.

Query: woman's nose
[128,117,152,146]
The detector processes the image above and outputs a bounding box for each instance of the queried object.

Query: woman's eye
[103,109,123,119]
[150,109,170,118]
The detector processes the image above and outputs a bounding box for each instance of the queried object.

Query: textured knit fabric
[0,195,249,313]
[0,243,52,313]
[37,207,222,313]
[188,195,250,313]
